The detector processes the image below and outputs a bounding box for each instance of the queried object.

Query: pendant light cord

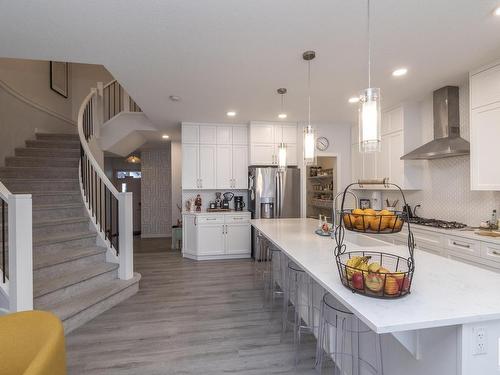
[367,0,371,88]
[308,60,311,127]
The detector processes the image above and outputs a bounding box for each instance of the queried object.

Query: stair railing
[77,89,134,280]
[0,181,33,312]
[100,80,142,124]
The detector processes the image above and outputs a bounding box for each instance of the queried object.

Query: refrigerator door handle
[275,172,279,218]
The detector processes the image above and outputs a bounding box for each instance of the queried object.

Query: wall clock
[316,136,329,151]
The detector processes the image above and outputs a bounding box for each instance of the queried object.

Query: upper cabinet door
[351,143,363,183]
[471,104,500,190]
[199,144,216,189]
[282,143,297,166]
[199,126,217,144]
[250,124,274,144]
[232,145,248,189]
[389,131,404,187]
[232,126,248,145]
[381,107,403,135]
[181,144,198,189]
[471,63,500,110]
[281,125,297,144]
[377,136,390,180]
[182,124,199,144]
[216,145,233,189]
[250,144,275,165]
[363,152,377,180]
[217,126,232,145]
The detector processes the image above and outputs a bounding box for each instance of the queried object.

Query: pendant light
[303,50,317,165]
[126,155,141,164]
[277,88,288,119]
[359,0,381,153]
[277,88,288,171]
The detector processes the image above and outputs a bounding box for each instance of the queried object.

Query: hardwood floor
[66,237,317,374]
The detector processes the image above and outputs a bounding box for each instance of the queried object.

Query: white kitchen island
[251,218,500,375]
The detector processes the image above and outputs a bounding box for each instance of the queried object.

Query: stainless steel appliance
[248,166,301,219]
[248,166,301,257]
[408,217,467,229]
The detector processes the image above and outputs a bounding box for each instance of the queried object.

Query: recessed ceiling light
[278,113,287,119]
[348,97,360,104]
[169,95,181,102]
[392,68,408,77]
[226,111,236,117]
[162,134,170,139]
[494,6,500,16]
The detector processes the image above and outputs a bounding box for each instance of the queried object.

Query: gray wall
[141,146,172,237]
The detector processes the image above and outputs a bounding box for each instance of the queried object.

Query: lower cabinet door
[225,223,251,255]
[197,224,225,255]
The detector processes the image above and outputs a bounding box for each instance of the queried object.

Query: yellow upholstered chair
[0,310,67,375]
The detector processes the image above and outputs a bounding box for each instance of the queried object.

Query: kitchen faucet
[332,190,359,228]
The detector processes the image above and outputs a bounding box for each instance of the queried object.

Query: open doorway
[306,156,338,222]
[115,170,142,235]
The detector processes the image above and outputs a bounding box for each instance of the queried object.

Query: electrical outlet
[473,327,487,355]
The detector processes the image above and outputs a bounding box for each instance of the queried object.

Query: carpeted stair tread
[26,139,81,149]
[34,230,96,247]
[5,156,80,168]
[35,133,79,141]
[34,246,106,270]
[37,273,141,322]
[34,262,119,298]
[15,147,80,158]
[33,216,89,228]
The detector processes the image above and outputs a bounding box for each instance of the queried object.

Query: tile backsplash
[381,156,500,226]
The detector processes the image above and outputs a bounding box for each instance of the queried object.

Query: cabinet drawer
[412,229,443,251]
[225,214,250,223]
[445,236,480,257]
[480,242,500,264]
[196,215,225,225]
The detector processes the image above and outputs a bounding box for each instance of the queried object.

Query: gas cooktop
[408,217,467,229]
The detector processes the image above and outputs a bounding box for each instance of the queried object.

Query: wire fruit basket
[334,179,415,299]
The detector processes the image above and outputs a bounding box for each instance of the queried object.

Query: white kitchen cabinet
[470,103,500,190]
[199,145,216,189]
[217,126,232,145]
[232,126,248,145]
[470,61,500,190]
[181,143,199,189]
[350,104,422,189]
[225,222,251,255]
[182,212,251,260]
[199,126,217,144]
[232,145,248,189]
[216,145,233,189]
[249,121,297,166]
[182,122,248,190]
[182,124,199,144]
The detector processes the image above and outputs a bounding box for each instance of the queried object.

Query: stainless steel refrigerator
[248,166,301,220]
[248,166,300,258]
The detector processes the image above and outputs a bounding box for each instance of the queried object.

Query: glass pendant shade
[278,142,287,171]
[303,125,316,165]
[358,87,381,153]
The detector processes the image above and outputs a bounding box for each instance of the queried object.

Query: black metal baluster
[90,100,93,138]
[116,197,119,254]
[107,86,110,122]
[94,170,97,224]
[105,187,108,241]
[100,180,103,231]
[109,189,113,246]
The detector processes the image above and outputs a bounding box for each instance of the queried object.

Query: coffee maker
[234,196,245,211]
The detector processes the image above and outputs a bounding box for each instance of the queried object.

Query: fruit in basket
[352,208,364,217]
[364,208,376,215]
[354,216,370,230]
[351,272,364,290]
[343,214,356,229]
[368,262,381,273]
[388,217,403,231]
[394,273,410,292]
[365,273,384,292]
[384,276,400,295]
[377,267,391,274]
[369,216,386,231]
[346,256,371,280]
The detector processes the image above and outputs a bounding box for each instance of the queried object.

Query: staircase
[0,132,140,333]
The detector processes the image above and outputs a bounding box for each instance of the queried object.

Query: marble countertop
[183,210,250,215]
[251,218,500,334]
[400,223,500,245]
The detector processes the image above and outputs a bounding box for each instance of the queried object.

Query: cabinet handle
[206,218,217,221]
[233,217,244,220]
[200,178,203,188]
[492,250,500,256]
[452,241,471,249]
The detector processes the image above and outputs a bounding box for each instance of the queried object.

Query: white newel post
[118,192,134,280]
[8,194,33,312]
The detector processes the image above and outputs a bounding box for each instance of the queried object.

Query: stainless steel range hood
[401,86,470,160]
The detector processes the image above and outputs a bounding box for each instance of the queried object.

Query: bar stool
[264,246,283,309]
[316,292,383,375]
[282,261,319,365]
[254,232,270,286]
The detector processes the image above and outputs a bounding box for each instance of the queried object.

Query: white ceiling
[1,0,500,140]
